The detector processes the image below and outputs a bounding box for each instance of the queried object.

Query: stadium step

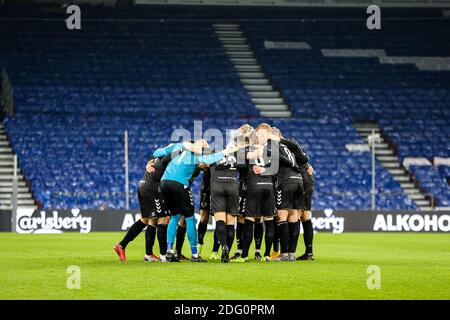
[393,175,410,182]
[387,169,404,175]
[248,91,280,98]
[214,23,292,118]
[244,84,273,91]
[255,104,289,111]
[260,111,292,118]
[355,122,432,211]
[238,72,265,78]
[0,193,33,199]
[0,128,35,209]
[377,155,399,162]
[251,97,284,104]
[235,65,261,71]
[0,181,26,187]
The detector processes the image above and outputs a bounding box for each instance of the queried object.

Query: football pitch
[1,232,449,300]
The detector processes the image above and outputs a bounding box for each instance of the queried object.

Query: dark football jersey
[200,167,211,193]
[140,151,178,188]
[276,142,303,184]
[210,148,247,184]
[245,144,275,190]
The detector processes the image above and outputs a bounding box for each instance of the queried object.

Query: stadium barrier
[0,208,449,233]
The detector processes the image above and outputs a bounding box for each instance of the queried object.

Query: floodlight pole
[124,130,129,210]
[11,154,18,232]
[370,130,376,210]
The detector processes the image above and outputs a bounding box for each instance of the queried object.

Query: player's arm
[146,158,156,173]
[281,138,309,164]
[153,143,184,158]
[183,141,204,155]
[196,143,238,165]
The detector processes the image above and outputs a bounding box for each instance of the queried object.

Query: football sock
[176,224,187,256]
[215,220,228,250]
[273,222,280,252]
[185,216,198,257]
[236,221,244,251]
[226,224,235,250]
[264,220,274,257]
[145,224,157,256]
[166,214,181,253]
[212,229,220,252]
[254,221,263,251]
[157,223,168,255]
[277,221,289,254]
[288,221,300,253]
[119,219,146,249]
[302,219,314,254]
[197,221,208,245]
[242,219,255,259]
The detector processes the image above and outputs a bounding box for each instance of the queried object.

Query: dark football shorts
[245,188,275,218]
[200,189,211,212]
[160,180,195,218]
[137,184,167,219]
[276,182,304,210]
[238,186,247,216]
[210,183,240,216]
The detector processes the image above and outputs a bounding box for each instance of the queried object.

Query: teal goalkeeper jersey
[153,143,225,187]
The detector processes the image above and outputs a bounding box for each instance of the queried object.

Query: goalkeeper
[153,140,238,262]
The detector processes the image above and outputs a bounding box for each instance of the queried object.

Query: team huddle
[114,123,315,263]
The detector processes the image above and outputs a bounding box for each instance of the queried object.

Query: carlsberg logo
[16,208,92,234]
[311,209,345,234]
[373,214,450,232]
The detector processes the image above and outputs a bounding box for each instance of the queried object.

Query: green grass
[0,232,449,300]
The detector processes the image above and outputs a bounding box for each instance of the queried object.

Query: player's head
[270,127,281,141]
[255,123,272,144]
[237,124,254,137]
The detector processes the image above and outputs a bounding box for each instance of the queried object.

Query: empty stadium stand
[0,5,448,210]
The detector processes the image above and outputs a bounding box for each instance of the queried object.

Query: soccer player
[231,123,276,263]
[209,133,248,263]
[280,136,315,260]
[113,152,177,262]
[270,127,303,261]
[154,139,238,262]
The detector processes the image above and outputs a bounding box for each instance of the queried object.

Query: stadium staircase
[0,123,35,209]
[213,23,292,118]
[355,123,433,210]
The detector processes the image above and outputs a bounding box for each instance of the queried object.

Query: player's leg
[253,217,263,260]
[287,210,300,261]
[262,216,274,262]
[273,209,289,261]
[160,180,182,262]
[144,218,158,262]
[114,216,148,262]
[261,188,276,262]
[226,214,236,259]
[298,209,314,260]
[271,215,280,259]
[210,228,220,260]
[232,190,258,263]
[197,209,209,256]
[176,216,189,260]
[197,189,210,256]
[179,187,206,262]
[157,216,169,262]
[231,215,245,260]
[297,176,315,261]
[114,189,151,262]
